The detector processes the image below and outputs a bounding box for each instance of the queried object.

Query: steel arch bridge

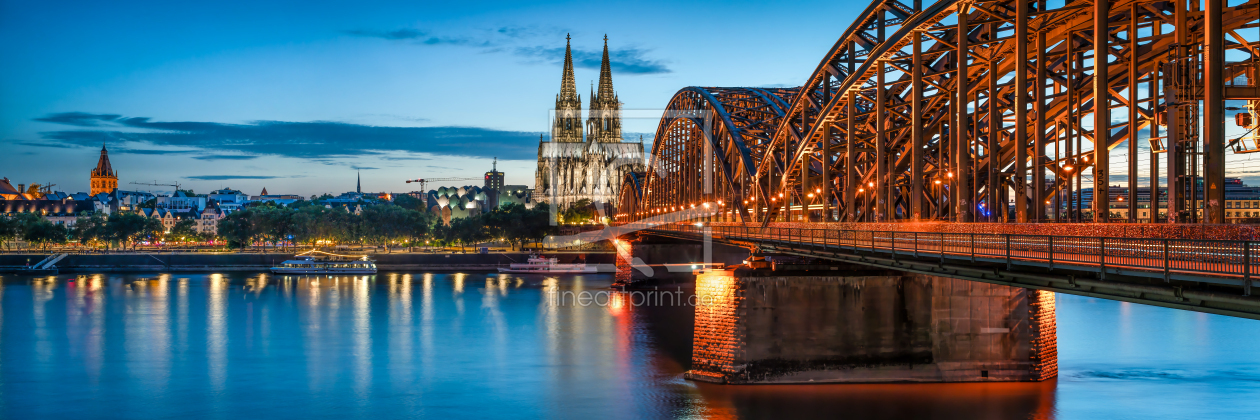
[616,0,1255,226]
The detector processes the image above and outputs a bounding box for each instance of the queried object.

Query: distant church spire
[90,142,118,196]
[357,171,361,194]
[551,34,583,143]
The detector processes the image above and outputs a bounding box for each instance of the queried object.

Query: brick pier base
[684,267,1057,384]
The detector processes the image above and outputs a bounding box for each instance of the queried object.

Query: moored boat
[498,254,596,274]
[272,255,377,275]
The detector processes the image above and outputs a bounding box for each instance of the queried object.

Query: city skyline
[0,0,857,196]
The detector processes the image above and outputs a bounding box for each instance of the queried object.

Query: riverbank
[0,252,615,273]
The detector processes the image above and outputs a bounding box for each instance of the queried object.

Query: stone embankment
[0,252,614,273]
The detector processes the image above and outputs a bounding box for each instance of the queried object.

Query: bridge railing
[650,224,1255,294]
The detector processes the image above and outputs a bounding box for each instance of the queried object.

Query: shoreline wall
[0,252,615,273]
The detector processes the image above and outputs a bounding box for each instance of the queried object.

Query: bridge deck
[638,223,1260,319]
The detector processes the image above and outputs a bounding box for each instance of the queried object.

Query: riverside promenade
[0,251,615,273]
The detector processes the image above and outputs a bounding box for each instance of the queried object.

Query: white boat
[498,255,597,274]
[272,255,377,275]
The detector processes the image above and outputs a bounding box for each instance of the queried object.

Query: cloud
[380,156,431,161]
[342,28,426,40]
[194,155,258,161]
[34,112,542,161]
[351,166,379,170]
[342,28,481,46]
[186,175,283,180]
[514,46,671,74]
[114,148,193,155]
[32,112,122,127]
[14,140,80,148]
[495,25,562,39]
[343,25,669,74]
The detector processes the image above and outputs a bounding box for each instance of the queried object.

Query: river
[0,272,1257,419]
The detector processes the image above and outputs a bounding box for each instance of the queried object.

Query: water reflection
[0,273,1257,419]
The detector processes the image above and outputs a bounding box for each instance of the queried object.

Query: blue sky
[0,0,857,196]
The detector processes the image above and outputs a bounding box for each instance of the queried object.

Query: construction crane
[404,177,482,192]
[130,180,182,194]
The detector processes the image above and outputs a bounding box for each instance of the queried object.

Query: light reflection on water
[0,272,1256,419]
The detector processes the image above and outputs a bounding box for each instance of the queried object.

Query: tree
[521,205,558,249]
[485,203,535,249]
[106,213,162,250]
[22,219,68,250]
[8,213,43,250]
[72,212,109,248]
[561,199,596,224]
[403,209,431,251]
[361,205,411,252]
[217,210,259,249]
[169,219,198,243]
[448,216,488,253]
[394,194,427,212]
[22,183,45,199]
[256,207,298,251]
[0,216,20,250]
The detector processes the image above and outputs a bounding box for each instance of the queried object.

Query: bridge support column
[685,267,1057,384]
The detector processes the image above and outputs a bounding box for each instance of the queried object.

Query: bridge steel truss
[617,0,1256,225]
[616,87,798,223]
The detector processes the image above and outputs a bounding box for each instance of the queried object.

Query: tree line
[215,202,558,252]
[0,200,565,252]
[0,212,167,251]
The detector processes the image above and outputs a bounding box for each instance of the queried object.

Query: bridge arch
[621,87,798,222]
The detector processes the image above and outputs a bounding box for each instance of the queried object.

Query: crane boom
[129,180,182,193]
[404,177,482,192]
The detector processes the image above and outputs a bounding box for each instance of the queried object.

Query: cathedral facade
[535,35,646,210]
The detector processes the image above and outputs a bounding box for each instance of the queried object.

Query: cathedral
[534,35,646,210]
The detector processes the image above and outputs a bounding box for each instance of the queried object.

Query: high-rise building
[90,144,118,196]
[485,157,506,208]
[485,157,505,191]
[535,35,646,210]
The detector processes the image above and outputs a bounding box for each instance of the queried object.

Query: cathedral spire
[559,33,577,102]
[357,171,361,194]
[551,34,583,143]
[586,35,622,143]
[596,35,614,100]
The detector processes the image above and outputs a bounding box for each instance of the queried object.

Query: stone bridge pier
[684,264,1057,384]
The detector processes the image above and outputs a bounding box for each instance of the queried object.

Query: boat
[498,254,597,274]
[272,255,377,275]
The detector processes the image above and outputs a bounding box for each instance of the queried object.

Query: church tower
[90,143,118,196]
[552,34,583,143]
[586,35,622,143]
